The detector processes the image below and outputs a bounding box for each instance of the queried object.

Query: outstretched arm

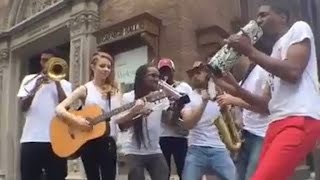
[226,22,312,83]
[214,73,270,114]
[247,39,310,83]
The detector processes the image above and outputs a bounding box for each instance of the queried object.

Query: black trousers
[20,142,67,180]
[81,136,117,180]
[160,137,188,179]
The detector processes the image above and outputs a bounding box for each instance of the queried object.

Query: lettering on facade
[27,24,50,37]
[100,22,144,44]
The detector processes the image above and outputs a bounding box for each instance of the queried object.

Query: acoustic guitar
[50,91,166,158]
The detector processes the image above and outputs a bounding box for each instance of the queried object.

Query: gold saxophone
[208,79,242,152]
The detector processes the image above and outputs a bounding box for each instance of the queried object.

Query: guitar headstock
[144,91,167,103]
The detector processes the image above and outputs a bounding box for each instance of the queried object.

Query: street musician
[17,49,71,180]
[180,61,236,180]
[216,0,320,179]
[157,58,192,179]
[55,51,120,180]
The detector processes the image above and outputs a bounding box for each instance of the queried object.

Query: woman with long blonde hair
[56,51,120,180]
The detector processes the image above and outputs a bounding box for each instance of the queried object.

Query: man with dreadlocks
[115,64,169,180]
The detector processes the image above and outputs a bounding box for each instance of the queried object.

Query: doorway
[27,42,70,76]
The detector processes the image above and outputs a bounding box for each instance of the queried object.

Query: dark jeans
[81,136,117,180]
[126,153,169,180]
[160,137,188,179]
[20,142,67,180]
[307,153,315,171]
[235,130,264,180]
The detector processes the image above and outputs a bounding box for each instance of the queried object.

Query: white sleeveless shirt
[84,81,121,138]
[268,21,320,122]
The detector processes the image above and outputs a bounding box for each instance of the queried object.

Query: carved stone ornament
[0,49,9,68]
[68,13,99,38]
[20,0,63,22]
[70,39,81,89]
[0,68,3,105]
[0,49,8,118]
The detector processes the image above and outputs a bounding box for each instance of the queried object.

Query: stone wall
[99,0,240,80]
[0,0,10,31]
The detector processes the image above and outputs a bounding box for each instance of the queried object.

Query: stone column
[66,0,99,179]
[0,49,9,180]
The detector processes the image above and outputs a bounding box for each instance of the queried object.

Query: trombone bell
[44,57,68,81]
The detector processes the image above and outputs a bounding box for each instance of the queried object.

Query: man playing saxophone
[216,63,269,180]
[215,39,272,180]
[215,0,320,179]
[180,61,236,180]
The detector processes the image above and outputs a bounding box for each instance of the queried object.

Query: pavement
[115,174,316,180]
[116,175,179,180]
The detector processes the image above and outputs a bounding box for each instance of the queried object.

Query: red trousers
[251,116,320,180]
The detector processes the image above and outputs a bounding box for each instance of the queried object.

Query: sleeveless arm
[55,85,87,123]
[248,22,312,83]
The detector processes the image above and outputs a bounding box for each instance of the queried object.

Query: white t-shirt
[268,21,320,122]
[83,81,121,139]
[120,91,170,155]
[17,74,72,143]
[160,81,193,137]
[241,65,269,137]
[184,90,226,148]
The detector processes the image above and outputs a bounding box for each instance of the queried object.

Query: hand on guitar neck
[130,99,146,116]
[51,90,167,158]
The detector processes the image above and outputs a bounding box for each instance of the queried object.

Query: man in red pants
[214,0,320,179]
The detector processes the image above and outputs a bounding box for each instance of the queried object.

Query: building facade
[1,0,319,180]
[0,0,241,179]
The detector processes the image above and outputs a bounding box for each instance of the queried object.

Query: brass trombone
[44,57,68,82]
[23,57,68,86]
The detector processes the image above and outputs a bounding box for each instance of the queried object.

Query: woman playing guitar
[55,51,120,180]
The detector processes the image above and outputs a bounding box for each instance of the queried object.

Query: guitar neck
[91,101,136,125]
